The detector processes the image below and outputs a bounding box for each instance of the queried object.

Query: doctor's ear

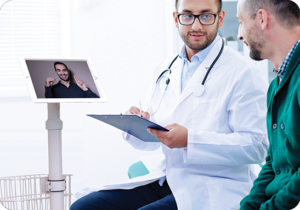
[173,12,179,28]
[218,10,225,28]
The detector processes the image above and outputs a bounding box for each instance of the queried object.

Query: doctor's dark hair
[54,61,69,71]
[243,0,300,28]
[175,0,222,12]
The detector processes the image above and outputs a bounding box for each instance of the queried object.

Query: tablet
[19,58,107,103]
[87,114,169,142]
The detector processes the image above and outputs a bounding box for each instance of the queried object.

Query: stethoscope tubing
[201,39,224,85]
[148,39,225,115]
[155,55,179,84]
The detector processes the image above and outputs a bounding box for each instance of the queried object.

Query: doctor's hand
[125,106,150,120]
[74,75,88,91]
[148,123,188,148]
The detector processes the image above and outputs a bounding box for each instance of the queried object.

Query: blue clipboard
[87,114,169,142]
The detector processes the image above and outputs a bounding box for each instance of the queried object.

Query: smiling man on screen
[45,61,99,98]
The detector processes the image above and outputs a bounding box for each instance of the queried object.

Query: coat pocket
[205,178,252,210]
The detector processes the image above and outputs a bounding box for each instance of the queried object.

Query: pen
[139,100,142,116]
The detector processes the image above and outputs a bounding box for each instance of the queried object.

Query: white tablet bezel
[19,57,108,103]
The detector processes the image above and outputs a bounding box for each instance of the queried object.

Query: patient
[236,0,300,209]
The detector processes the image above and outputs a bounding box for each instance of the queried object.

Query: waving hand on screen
[74,75,88,91]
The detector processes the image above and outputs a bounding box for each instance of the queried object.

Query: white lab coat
[80,38,269,210]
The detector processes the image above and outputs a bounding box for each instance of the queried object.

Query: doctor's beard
[179,23,219,51]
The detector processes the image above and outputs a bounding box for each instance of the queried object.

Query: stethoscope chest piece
[193,84,205,97]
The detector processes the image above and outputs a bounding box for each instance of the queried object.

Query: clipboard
[87,114,168,142]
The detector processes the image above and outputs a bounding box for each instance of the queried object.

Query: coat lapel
[275,44,300,94]
[177,38,223,105]
[168,58,184,100]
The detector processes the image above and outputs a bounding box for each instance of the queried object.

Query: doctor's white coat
[83,38,269,210]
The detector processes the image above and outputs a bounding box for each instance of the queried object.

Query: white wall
[0,0,177,204]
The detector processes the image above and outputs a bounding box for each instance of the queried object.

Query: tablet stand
[46,103,65,210]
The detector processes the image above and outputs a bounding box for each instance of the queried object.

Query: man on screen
[45,61,99,98]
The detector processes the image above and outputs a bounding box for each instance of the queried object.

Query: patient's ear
[257,9,269,31]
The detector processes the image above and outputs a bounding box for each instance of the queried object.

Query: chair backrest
[128,161,149,179]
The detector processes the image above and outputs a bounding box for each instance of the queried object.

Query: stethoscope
[147,39,225,116]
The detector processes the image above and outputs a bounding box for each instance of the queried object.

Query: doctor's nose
[192,17,203,31]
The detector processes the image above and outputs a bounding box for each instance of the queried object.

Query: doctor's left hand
[148,123,187,148]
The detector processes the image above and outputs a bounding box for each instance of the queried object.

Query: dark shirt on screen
[45,81,99,98]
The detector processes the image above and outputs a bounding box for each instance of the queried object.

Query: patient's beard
[248,26,264,61]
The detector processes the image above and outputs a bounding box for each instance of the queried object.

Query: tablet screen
[20,58,107,103]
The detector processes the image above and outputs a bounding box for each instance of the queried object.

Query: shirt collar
[58,80,74,86]
[179,35,221,63]
[274,38,300,80]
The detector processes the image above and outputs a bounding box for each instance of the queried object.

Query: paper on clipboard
[87,114,168,142]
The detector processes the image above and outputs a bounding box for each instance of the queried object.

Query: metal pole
[46,103,64,210]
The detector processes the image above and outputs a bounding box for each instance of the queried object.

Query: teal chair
[128,161,150,179]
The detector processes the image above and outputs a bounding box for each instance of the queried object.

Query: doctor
[71,0,268,209]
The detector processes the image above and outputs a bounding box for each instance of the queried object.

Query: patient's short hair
[243,0,300,28]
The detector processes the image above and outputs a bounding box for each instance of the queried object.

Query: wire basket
[0,174,72,210]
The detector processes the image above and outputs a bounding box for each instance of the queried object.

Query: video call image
[25,60,100,99]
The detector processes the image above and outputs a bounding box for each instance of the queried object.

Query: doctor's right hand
[125,106,150,120]
[45,77,55,87]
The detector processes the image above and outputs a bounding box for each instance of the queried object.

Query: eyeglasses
[177,13,219,26]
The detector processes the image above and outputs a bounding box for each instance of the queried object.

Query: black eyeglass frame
[177,13,219,26]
